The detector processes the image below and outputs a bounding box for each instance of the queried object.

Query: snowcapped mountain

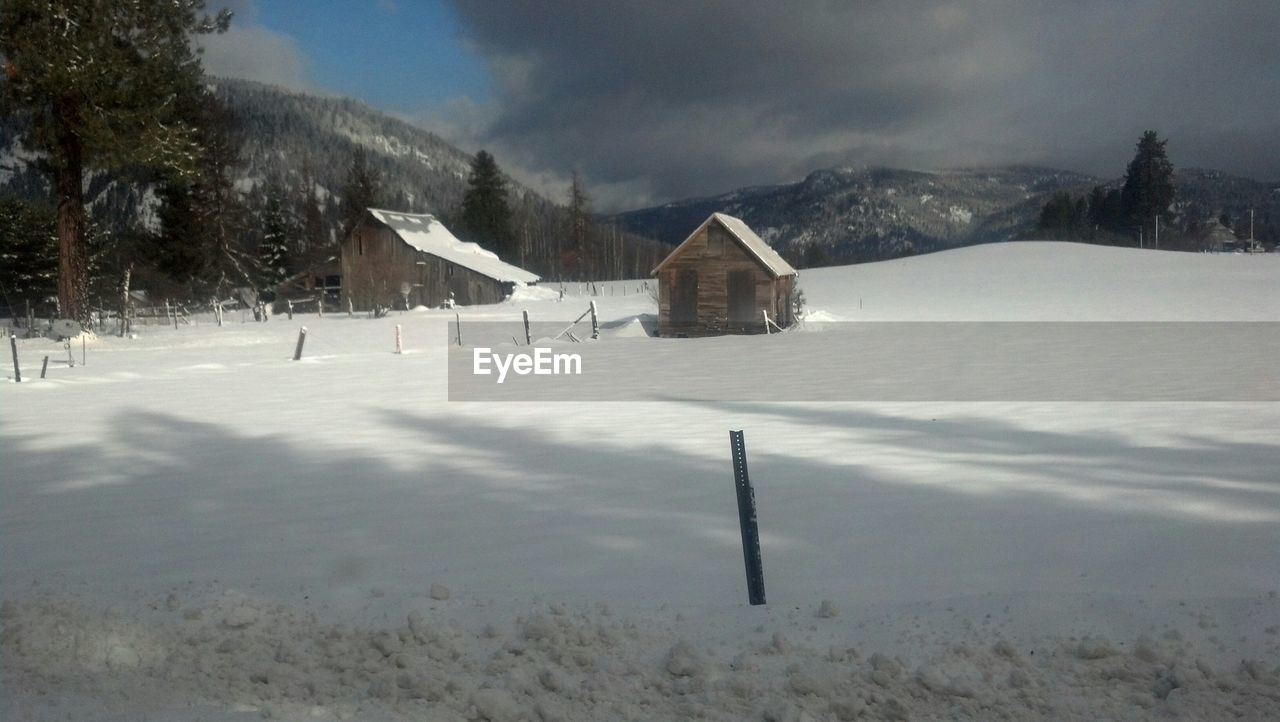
[212,78,485,215]
[0,78,551,240]
[613,166,1280,264]
[611,166,1100,264]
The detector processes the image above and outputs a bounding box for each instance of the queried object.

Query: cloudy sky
[200,0,1280,211]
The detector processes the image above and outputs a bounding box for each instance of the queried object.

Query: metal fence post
[729,430,766,605]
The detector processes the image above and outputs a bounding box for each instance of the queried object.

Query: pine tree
[258,178,294,287]
[460,150,515,258]
[340,147,381,238]
[154,94,256,299]
[803,243,829,268]
[0,196,57,308]
[1120,130,1175,246]
[0,0,231,321]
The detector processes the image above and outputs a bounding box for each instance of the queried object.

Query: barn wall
[342,222,410,310]
[341,217,510,311]
[656,222,789,337]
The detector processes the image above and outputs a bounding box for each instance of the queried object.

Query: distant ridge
[611,165,1279,264]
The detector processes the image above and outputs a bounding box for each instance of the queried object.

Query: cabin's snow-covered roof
[367,208,540,284]
[652,212,797,278]
[1205,220,1239,243]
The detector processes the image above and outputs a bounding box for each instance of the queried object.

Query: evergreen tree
[1120,130,1175,246]
[803,243,829,268]
[340,147,381,238]
[460,150,515,258]
[154,94,256,299]
[0,196,57,308]
[1037,192,1086,237]
[0,0,231,321]
[257,178,294,287]
[295,156,328,269]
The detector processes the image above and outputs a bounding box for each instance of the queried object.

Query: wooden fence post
[454,313,462,346]
[40,355,49,378]
[394,324,403,354]
[762,310,771,334]
[286,300,294,320]
[729,430,766,606]
[589,301,599,340]
[9,335,21,383]
[523,310,532,345]
[293,326,308,361]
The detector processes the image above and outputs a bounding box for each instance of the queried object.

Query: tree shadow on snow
[3,402,1277,611]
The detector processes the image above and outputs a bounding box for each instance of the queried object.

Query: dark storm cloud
[448,0,1280,210]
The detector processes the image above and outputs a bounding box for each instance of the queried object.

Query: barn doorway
[672,269,698,324]
[728,270,756,322]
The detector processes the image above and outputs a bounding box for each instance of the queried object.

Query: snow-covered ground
[2,242,1279,720]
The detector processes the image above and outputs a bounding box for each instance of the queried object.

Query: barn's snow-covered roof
[652,212,797,278]
[367,208,540,284]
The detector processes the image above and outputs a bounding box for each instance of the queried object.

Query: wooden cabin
[341,209,539,310]
[652,213,798,337]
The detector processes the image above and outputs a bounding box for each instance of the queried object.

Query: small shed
[341,208,539,310]
[1204,220,1241,252]
[652,213,798,337]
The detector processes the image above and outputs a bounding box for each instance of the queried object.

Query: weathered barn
[341,209,539,310]
[652,213,798,337]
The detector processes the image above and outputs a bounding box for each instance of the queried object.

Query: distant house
[1204,220,1241,252]
[341,209,539,310]
[652,213,798,337]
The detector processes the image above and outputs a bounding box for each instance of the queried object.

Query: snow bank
[801,241,1280,321]
[5,594,1278,721]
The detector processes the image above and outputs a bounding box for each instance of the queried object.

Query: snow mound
[507,285,563,303]
[4,596,1279,721]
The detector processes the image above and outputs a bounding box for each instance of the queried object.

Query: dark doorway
[728,270,756,322]
[449,274,469,304]
[672,269,698,324]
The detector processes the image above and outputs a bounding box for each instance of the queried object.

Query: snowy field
[3,242,1279,720]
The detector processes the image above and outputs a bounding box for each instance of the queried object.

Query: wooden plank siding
[341,217,510,311]
[656,223,793,337]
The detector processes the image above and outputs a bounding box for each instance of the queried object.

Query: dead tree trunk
[118,264,132,337]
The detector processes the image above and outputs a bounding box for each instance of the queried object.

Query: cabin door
[671,269,698,324]
[727,270,756,323]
